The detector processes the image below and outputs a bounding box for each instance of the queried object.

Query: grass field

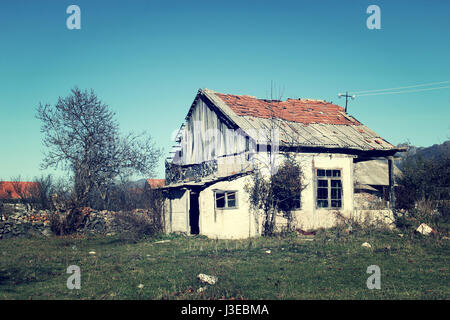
[0,228,449,300]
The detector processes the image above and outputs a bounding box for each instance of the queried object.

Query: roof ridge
[208,89,333,105]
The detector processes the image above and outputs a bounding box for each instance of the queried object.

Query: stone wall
[0,204,153,239]
[0,203,51,239]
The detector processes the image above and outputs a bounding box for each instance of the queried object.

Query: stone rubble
[0,204,153,239]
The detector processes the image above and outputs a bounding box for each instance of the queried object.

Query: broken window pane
[317,200,328,208]
[318,179,328,188]
[216,193,225,208]
[332,170,341,177]
[331,188,342,200]
[215,191,238,209]
[331,180,342,188]
[317,187,328,199]
[227,192,236,208]
[330,179,342,207]
[331,200,342,208]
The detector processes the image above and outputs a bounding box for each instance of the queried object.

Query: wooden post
[388,157,396,219]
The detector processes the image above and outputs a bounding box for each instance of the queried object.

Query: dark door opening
[189,192,200,235]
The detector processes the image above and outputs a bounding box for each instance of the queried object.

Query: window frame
[315,168,343,209]
[213,190,239,210]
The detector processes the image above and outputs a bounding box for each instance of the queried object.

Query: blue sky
[0,0,449,179]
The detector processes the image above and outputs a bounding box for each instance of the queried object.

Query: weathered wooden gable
[180,95,247,165]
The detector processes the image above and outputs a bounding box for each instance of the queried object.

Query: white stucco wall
[164,151,399,238]
[289,153,355,231]
[198,175,262,239]
[193,152,357,238]
[248,151,355,231]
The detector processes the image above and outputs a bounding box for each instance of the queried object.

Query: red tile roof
[146,179,165,188]
[0,181,39,199]
[214,93,360,125]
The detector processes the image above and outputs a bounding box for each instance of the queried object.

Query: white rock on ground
[197,273,218,285]
[416,223,434,236]
[361,242,372,248]
[153,240,171,244]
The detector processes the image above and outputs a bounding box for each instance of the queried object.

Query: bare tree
[246,155,305,236]
[31,175,55,210]
[9,176,38,211]
[245,84,307,235]
[36,87,162,209]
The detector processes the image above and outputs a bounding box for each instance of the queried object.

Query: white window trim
[315,168,343,209]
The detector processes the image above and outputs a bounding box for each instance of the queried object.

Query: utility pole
[338,91,355,113]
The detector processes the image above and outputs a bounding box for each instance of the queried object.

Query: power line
[351,80,450,94]
[355,85,450,97]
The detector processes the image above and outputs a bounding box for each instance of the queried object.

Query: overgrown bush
[113,186,166,242]
[114,210,161,243]
[395,155,450,232]
[45,177,166,237]
[396,156,449,210]
[48,206,86,236]
[245,156,305,236]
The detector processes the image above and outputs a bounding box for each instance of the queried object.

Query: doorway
[189,192,200,235]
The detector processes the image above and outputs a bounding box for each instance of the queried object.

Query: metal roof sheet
[198,88,401,152]
[354,160,402,186]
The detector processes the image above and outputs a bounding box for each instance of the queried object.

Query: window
[316,169,342,208]
[215,191,238,209]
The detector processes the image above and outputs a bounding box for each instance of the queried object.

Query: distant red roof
[146,179,165,188]
[215,93,360,125]
[0,181,39,199]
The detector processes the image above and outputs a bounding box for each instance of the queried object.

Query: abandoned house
[162,88,404,239]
